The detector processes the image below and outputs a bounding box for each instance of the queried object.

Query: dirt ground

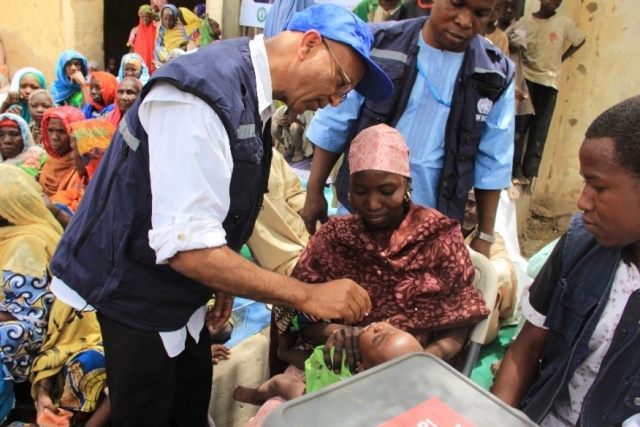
[519,214,567,259]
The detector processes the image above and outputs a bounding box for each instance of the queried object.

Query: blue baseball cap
[285,4,393,102]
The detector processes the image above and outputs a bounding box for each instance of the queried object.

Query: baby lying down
[234,322,422,405]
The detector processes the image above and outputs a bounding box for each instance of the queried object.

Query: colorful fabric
[117,53,151,84]
[0,165,62,383]
[30,299,106,413]
[0,113,47,179]
[50,120,115,211]
[275,203,490,346]
[71,120,115,179]
[305,346,351,393]
[39,107,85,197]
[8,68,47,123]
[83,71,118,119]
[180,7,203,37]
[105,77,143,126]
[349,124,411,178]
[197,15,217,47]
[50,51,88,106]
[155,5,189,62]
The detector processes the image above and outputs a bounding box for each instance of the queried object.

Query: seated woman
[30,298,110,426]
[27,89,55,147]
[493,96,640,426]
[0,164,63,423]
[0,67,47,123]
[273,124,490,373]
[106,77,143,126]
[154,5,190,65]
[117,53,150,85]
[0,113,47,179]
[82,71,118,120]
[50,50,90,108]
[127,6,157,75]
[51,120,116,212]
[38,106,85,198]
[195,15,222,47]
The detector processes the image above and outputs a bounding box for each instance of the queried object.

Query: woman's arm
[0,311,17,321]
[35,377,58,416]
[424,326,469,361]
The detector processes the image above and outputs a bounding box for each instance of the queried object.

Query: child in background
[234,322,423,405]
[513,0,584,185]
[27,89,55,147]
[483,0,509,56]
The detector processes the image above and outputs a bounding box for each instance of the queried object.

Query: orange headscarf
[50,120,115,211]
[132,5,158,74]
[39,107,85,197]
[88,71,118,111]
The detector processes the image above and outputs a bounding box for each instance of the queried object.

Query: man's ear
[297,30,323,61]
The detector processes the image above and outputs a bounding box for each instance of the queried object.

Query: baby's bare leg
[234,374,306,405]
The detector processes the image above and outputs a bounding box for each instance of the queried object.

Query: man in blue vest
[492,95,640,427]
[49,5,393,425]
[302,0,515,260]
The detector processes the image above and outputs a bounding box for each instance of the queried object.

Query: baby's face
[358,322,423,369]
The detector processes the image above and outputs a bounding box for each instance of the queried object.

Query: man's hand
[470,237,491,259]
[206,292,234,329]
[301,279,371,324]
[323,326,363,374]
[302,191,329,235]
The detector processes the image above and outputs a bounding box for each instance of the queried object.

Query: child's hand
[211,344,231,364]
[6,104,22,115]
[323,326,362,374]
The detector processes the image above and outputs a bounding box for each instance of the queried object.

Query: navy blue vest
[50,38,272,331]
[522,213,640,425]
[335,17,514,223]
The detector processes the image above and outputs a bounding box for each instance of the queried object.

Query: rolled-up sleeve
[305,90,365,154]
[474,81,515,190]
[138,82,234,264]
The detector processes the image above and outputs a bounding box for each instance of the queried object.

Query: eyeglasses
[321,38,354,100]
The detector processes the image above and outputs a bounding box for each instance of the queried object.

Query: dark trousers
[97,312,213,427]
[513,80,559,177]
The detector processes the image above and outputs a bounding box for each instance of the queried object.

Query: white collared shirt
[52,34,275,358]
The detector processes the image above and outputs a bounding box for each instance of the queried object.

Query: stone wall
[523,0,640,216]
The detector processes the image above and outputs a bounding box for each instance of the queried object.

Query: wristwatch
[473,230,495,244]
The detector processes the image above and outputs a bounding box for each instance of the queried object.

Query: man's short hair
[585,95,640,177]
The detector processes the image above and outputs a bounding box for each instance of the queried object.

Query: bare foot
[511,166,530,186]
[233,385,265,405]
[291,152,304,162]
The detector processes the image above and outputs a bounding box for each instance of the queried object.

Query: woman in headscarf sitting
[0,164,63,423]
[0,113,47,179]
[0,67,47,123]
[106,77,143,126]
[273,124,490,372]
[128,5,157,75]
[81,71,118,120]
[117,53,151,85]
[50,50,89,108]
[27,89,55,147]
[51,120,116,213]
[38,106,85,198]
[154,4,190,64]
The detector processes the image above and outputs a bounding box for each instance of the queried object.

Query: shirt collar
[249,34,276,124]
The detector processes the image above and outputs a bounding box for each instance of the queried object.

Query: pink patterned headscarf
[349,124,411,178]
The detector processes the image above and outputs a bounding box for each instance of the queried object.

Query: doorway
[103,0,204,69]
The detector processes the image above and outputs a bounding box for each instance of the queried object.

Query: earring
[404,188,412,203]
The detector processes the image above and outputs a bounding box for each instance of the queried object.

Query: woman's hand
[1,92,20,113]
[69,70,87,86]
[323,326,363,374]
[36,381,58,417]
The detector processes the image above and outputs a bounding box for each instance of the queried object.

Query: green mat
[470,326,517,390]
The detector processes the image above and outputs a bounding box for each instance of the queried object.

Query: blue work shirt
[306,34,515,209]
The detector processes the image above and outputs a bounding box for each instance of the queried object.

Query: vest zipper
[72,144,130,257]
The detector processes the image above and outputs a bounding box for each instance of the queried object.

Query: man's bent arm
[170,246,371,323]
[471,188,501,258]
